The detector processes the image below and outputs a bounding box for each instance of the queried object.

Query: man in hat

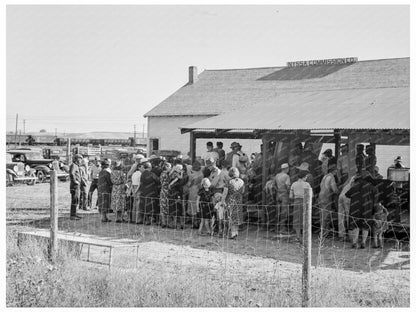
[202,141,219,165]
[226,142,242,168]
[318,164,339,237]
[69,154,83,220]
[274,163,291,233]
[365,145,377,177]
[321,148,335,175]
[296,162,313,186]
[87,157,101,209]
[214,141,226,163]
[79,157,89,211]
[392,156,404,169]
[98,159,113,222]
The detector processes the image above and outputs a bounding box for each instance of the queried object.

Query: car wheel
[27,172,36,185]
[37,171,46,183]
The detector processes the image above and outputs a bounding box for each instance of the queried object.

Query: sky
[6,4,410,134]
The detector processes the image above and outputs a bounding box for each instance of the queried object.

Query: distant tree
[26,135,36,145]
[40,129,46,133]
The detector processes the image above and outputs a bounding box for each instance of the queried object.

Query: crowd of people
[67,140,405,246]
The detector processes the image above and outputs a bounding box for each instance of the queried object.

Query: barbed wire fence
[6,169,410,307]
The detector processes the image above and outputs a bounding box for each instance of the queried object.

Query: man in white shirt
[203,142,219,165]
[274,163,291,234]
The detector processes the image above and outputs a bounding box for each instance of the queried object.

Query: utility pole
[142,124,145,138]
[55,128,57,137]
[14,113,18,148]
[134,124,137,144]
[23,119,26,134]
[19,130,22,147]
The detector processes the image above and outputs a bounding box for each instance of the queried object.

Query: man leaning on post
[69,154,83,220]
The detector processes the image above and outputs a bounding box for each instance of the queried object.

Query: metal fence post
[302,187,313,307]
[50,170,58,262]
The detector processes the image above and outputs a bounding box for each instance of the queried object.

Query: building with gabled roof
[144,57,409,158]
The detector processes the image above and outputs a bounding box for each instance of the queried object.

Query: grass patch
[6,226,409,307]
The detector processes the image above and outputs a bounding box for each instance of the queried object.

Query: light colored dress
[226,178,245,226]
[110,169,126,212]
[187,169,204,216]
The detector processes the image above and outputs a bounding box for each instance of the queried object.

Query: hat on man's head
[206,157,215,166]
[139,157,149,164]
[133,154,144,160]
[322,149,333,156]
[281,163,289,169]
[230,142,241,149]
[101,159,110,166]
[296,162,310,172]
[74,154,83,160]
[394,156,402,163]
[149,154,157,160]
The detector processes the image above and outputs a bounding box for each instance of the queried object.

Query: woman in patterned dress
[159,162,172,228]
[111,160,127,223]
[223,167,245,239]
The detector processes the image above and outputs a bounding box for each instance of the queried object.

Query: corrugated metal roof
[179,87,409,131]
[145,58,409,117]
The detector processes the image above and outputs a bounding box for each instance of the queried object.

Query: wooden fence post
[50,170,58,262]
[302,187,313,307]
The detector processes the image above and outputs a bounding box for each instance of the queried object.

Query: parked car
[6,152,38,186]
[7,148,69,183]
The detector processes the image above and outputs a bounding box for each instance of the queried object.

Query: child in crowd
[213,193,227,237]
[372,203,389,248]
[196,178,214,235]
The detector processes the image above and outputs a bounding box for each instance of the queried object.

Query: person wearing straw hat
[111,160,127,223]
[274,163,291,234]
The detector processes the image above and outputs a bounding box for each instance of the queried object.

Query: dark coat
[139,170,160,197]
[345,177,376,229]
[98,169,112,213]
[69,163,81,189]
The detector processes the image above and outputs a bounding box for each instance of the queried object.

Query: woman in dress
[168,164,184,229]
[222,167,245,239]
[97,159,112,222]
[111,160,127,223]
[159,162,172,228]
[187,161,204,228]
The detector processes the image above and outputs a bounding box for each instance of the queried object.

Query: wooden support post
[334,129,341,161]
[190,131,196,164]
[302,186,313,307]
[346,131,359,179]
[261,136,267,206]
[49,170,58,263]
[66,138,71,165]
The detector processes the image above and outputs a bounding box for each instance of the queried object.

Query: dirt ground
[7,181,410,272]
